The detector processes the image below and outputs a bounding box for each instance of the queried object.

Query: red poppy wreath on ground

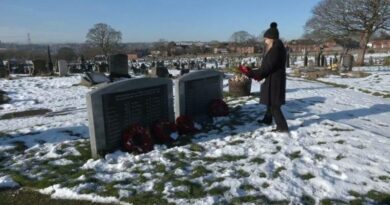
[122,124,154,154]
[209,99,229,117]
[151,119,177,144]
[176,115,198,135]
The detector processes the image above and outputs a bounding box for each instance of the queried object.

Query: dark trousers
[263,105,289,130]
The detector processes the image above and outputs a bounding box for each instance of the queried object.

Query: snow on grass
[318,67,390,98]
[0,175,19,189]
[0,72,390,204]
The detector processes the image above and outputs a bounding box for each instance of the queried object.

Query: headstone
[32,59,46,76]
[85,72,110,84]
[47,46,53,74]
[156,66,169,78]
[176,70,223,123]
[109,54,130,78]
[58,60,68,77]
[321,55,326,67]
[98,63,109,73]
[304,55,308,67]
[87,78,174,158]
[180,68,190,75]
[0,60,5,78]
[341,54,354,72]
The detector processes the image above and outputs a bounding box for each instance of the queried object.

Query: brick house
[370,39,390,49]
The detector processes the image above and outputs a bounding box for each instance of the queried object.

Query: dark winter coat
[253,39,286,106]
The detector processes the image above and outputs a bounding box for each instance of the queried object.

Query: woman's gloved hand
[238,65,262,81]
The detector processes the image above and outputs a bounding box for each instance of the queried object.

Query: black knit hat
[263,22,279,39]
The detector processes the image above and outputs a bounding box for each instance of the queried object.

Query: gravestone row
[87,70,223,158]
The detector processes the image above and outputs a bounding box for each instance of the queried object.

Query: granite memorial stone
[109,54,130,78]
[175,70,223,123]
[87,78,174,158]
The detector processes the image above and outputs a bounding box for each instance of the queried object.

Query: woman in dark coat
[240,22,289,132]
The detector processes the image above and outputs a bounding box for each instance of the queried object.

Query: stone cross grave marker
[175,70,223,123]
[87,78,174,158]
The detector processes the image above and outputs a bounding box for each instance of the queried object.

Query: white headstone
[58,60,68,76]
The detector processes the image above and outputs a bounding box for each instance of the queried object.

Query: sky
[0,0,321,43]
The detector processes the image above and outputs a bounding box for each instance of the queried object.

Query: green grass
[0,131,10,138]
[228,140,245,145]
[315,80,348,88]
[236,169,250,178]
[0,188,117,205]
[153,180,166,193]
[172,160,189,170]
[125,191,173,205]
[191,165,211,178]
[172,180,206,199]
[204,177,225,185]
[154,163,166,173]
[239,184,257,191]
[188,143,205,152]
[272,167,286,179]
[315,154,325,161]
[335,140,346,144]
[204,154,246,163]
[100,183,119,197]
[0,109,52,120]
[288,151,302,160]
[11,141,28,153]
[250,157,265,164]
[259,172,267,178]
[336,154,346,160]
[378,175,390,182]
[299,173,316,180]
[272,146,282,154]
[261,182,270,189]
[208,186,230,195]
[320,198,348,205]
[348,190,361,198]
[330,128,354,132]
[301,195,316,205]
[366,190,390,204]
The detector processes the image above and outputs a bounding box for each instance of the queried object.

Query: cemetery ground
[0,68,390,205]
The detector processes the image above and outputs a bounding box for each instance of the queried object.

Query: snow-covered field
[0,71,389,204]
[318,67,390,98]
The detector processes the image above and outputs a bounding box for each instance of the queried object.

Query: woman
[240,22,289,132]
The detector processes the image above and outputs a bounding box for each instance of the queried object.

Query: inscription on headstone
[176,70,223,123]
[87,78,174,158]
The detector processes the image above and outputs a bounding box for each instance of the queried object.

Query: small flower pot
[228,75,252,97]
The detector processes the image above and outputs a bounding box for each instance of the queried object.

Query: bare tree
[86,23,122,59]
[305,0,390,65]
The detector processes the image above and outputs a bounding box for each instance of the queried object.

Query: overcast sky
[0,0,321,43]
